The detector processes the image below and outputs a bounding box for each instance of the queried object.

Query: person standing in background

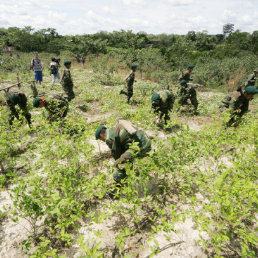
[31,52,43,87]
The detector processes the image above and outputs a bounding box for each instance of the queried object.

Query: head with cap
[187,64,195,72]
[151,93,161,108]
[33,97,46,108]
[244,86,258,100]
[64,60,72,68]
[95,125,107,141]
[131,64,137,71]
[180,79,187,86]
[254,68,258,74]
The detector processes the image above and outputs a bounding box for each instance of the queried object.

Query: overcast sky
[0,0,257,35]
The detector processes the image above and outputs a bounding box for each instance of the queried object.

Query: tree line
[0,25,257,60]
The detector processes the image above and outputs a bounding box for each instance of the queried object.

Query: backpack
[50,64,57,75]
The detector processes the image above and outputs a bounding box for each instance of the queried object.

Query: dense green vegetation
[1,25,258,88]
[0,62,257,257]
[0,25,257,257]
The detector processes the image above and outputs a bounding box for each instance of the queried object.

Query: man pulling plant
[177,79,199,115]
[33,95,69,122]
[120,64,137,104]
[95,119,151,183]
[221,86,258,127]
[151,89,175,125]
[5,89,32,126]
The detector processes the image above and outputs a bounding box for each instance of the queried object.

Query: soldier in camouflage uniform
[245,69,257,88]
[60,60,75,101]
[120,64,137,104]
[177,79,199,114]
[33,95,69,122]
[220,86,258,127]
[179,64,195,83]
[95,119,151,183]
[151,90,175,125]
[5,89,32,126]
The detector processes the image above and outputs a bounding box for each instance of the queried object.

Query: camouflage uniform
[5,90,31,126]
[221,91,250,127]
[105,122,151,182]
[121,71,135,103]
[152,90,175,124]
[245,72,257,88]
[61,67,75,101]
[177,84,198,113]
[44,95,69,122]
[179,71,192,83]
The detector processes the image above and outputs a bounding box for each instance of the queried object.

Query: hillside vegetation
[0,26,257,257]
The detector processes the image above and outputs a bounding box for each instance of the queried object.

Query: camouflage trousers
[62,85,75,101]
[154,108,170,124]
[113,133,151,183]
[120,85,133,103]
[178,87,198,112]
[219,103,243,127]
[7,94,31,126]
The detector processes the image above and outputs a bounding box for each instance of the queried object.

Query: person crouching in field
[151,90,175,125]
[5,89,32,127]
[120,64,137,104]
[33,95,68,122]
[95,119,151,184]
[60,60,75,101]
[220,86,258,127]
[177,79,199,115]
[31,52,43,86]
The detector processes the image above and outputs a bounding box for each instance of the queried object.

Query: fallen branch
[145,241,184,258]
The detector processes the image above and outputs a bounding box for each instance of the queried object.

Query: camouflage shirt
[105,123,151,163]
[221,91,249,116]
[5,88,26,106]
[44,95,69,121]
[61,67,73,87]
[126,71,135,88]
[153,90,174,113]
[179,71,192,83]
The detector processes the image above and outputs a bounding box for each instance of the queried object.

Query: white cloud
[221,10,237,23]
[102,6,114,14]
[0,0,257,35]
[167,0,195,6]
[121,0,145,5]
[243,1,253,8]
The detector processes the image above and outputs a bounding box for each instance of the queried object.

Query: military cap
[180,79,187,86]
[131,64,138,69]
[188,64,195,69]
[95,125,107,140]
[33,98,42,108]
[245,86,258,95]
[64,60,71,65]
[151,93,161,102]
[254,68,258,72]
[9,93,20,105]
